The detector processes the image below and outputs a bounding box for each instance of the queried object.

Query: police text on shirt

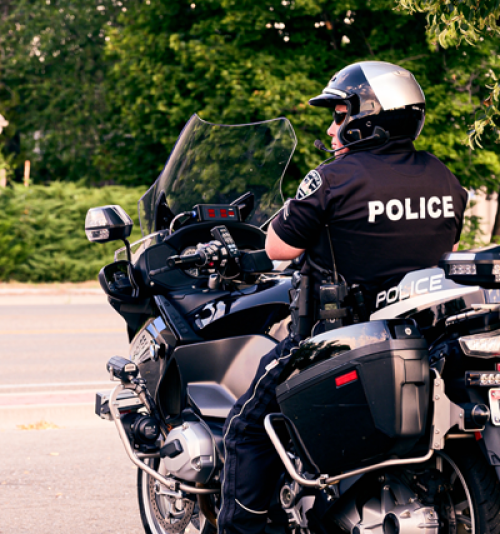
[368,196,455,223]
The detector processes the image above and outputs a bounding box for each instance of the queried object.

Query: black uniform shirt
[272,139,468,300]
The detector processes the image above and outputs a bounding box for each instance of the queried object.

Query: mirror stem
[122,239,140,298]
[123,238,132,264]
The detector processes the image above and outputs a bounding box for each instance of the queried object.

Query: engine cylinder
[161,421,216,484]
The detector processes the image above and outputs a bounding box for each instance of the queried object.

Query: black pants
[218,336,299,534]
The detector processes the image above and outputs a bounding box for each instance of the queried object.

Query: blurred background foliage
[0,183,143,281]
[397,0,500,150]
[0,0,499,280]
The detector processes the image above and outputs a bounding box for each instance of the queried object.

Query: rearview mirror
[85,205,133,244]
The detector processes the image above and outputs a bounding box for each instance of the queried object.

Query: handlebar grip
[149,265,171,276]
[167,253,203,268]
[149,253,203,277]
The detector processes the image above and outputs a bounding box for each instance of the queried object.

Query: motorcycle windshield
[138,114,297,236]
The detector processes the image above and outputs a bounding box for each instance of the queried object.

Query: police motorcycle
[87,114,500,534]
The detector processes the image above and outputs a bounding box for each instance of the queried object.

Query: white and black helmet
[309,61,425,145]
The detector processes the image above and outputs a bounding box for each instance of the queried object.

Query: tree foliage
[101,0,500,197]
[0,0,127,184]
[0,0,499,201]
[397,0,500,149]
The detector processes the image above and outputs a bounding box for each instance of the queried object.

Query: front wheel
[137,460,216,534]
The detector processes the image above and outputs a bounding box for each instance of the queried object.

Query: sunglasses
[333,110,348,125]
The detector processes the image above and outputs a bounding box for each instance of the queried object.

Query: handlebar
[149,227,240,279]
[144,226,277,285]
[149,253,202,277]
[167,253,203,268]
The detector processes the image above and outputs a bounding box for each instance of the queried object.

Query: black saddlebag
[276,319,430,476]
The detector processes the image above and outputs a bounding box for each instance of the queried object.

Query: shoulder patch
[283,198,291,220]
[296,170,322,200]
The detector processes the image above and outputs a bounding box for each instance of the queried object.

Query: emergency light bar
[439,246,500,289]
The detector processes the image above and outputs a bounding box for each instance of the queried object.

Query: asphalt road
[0,296,130,385]
[0,422,144,534]
[0,291,145,533]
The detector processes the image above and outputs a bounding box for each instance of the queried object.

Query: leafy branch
[397,0,500,148]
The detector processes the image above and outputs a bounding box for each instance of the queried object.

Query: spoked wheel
[437,451,476,533]
[443,445,500,534]
[401,448,500,534]
[401,447,500,534]
[329,446,500,534]
[137,459,216,534]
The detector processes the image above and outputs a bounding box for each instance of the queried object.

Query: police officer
[218,61,468,534]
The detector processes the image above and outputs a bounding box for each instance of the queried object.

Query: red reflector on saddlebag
[335,370,358,387]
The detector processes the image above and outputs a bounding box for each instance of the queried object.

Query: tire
[447,444,500,534]
[323,445,500,534]
[137,460,216,534]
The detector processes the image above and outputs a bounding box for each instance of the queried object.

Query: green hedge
[0,182,486,282]
[0,183,145,282]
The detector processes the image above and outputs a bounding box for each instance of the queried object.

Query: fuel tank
[129,277,290,400]
[178,278,291,341]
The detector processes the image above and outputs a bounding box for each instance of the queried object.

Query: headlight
[459,330,500,358]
